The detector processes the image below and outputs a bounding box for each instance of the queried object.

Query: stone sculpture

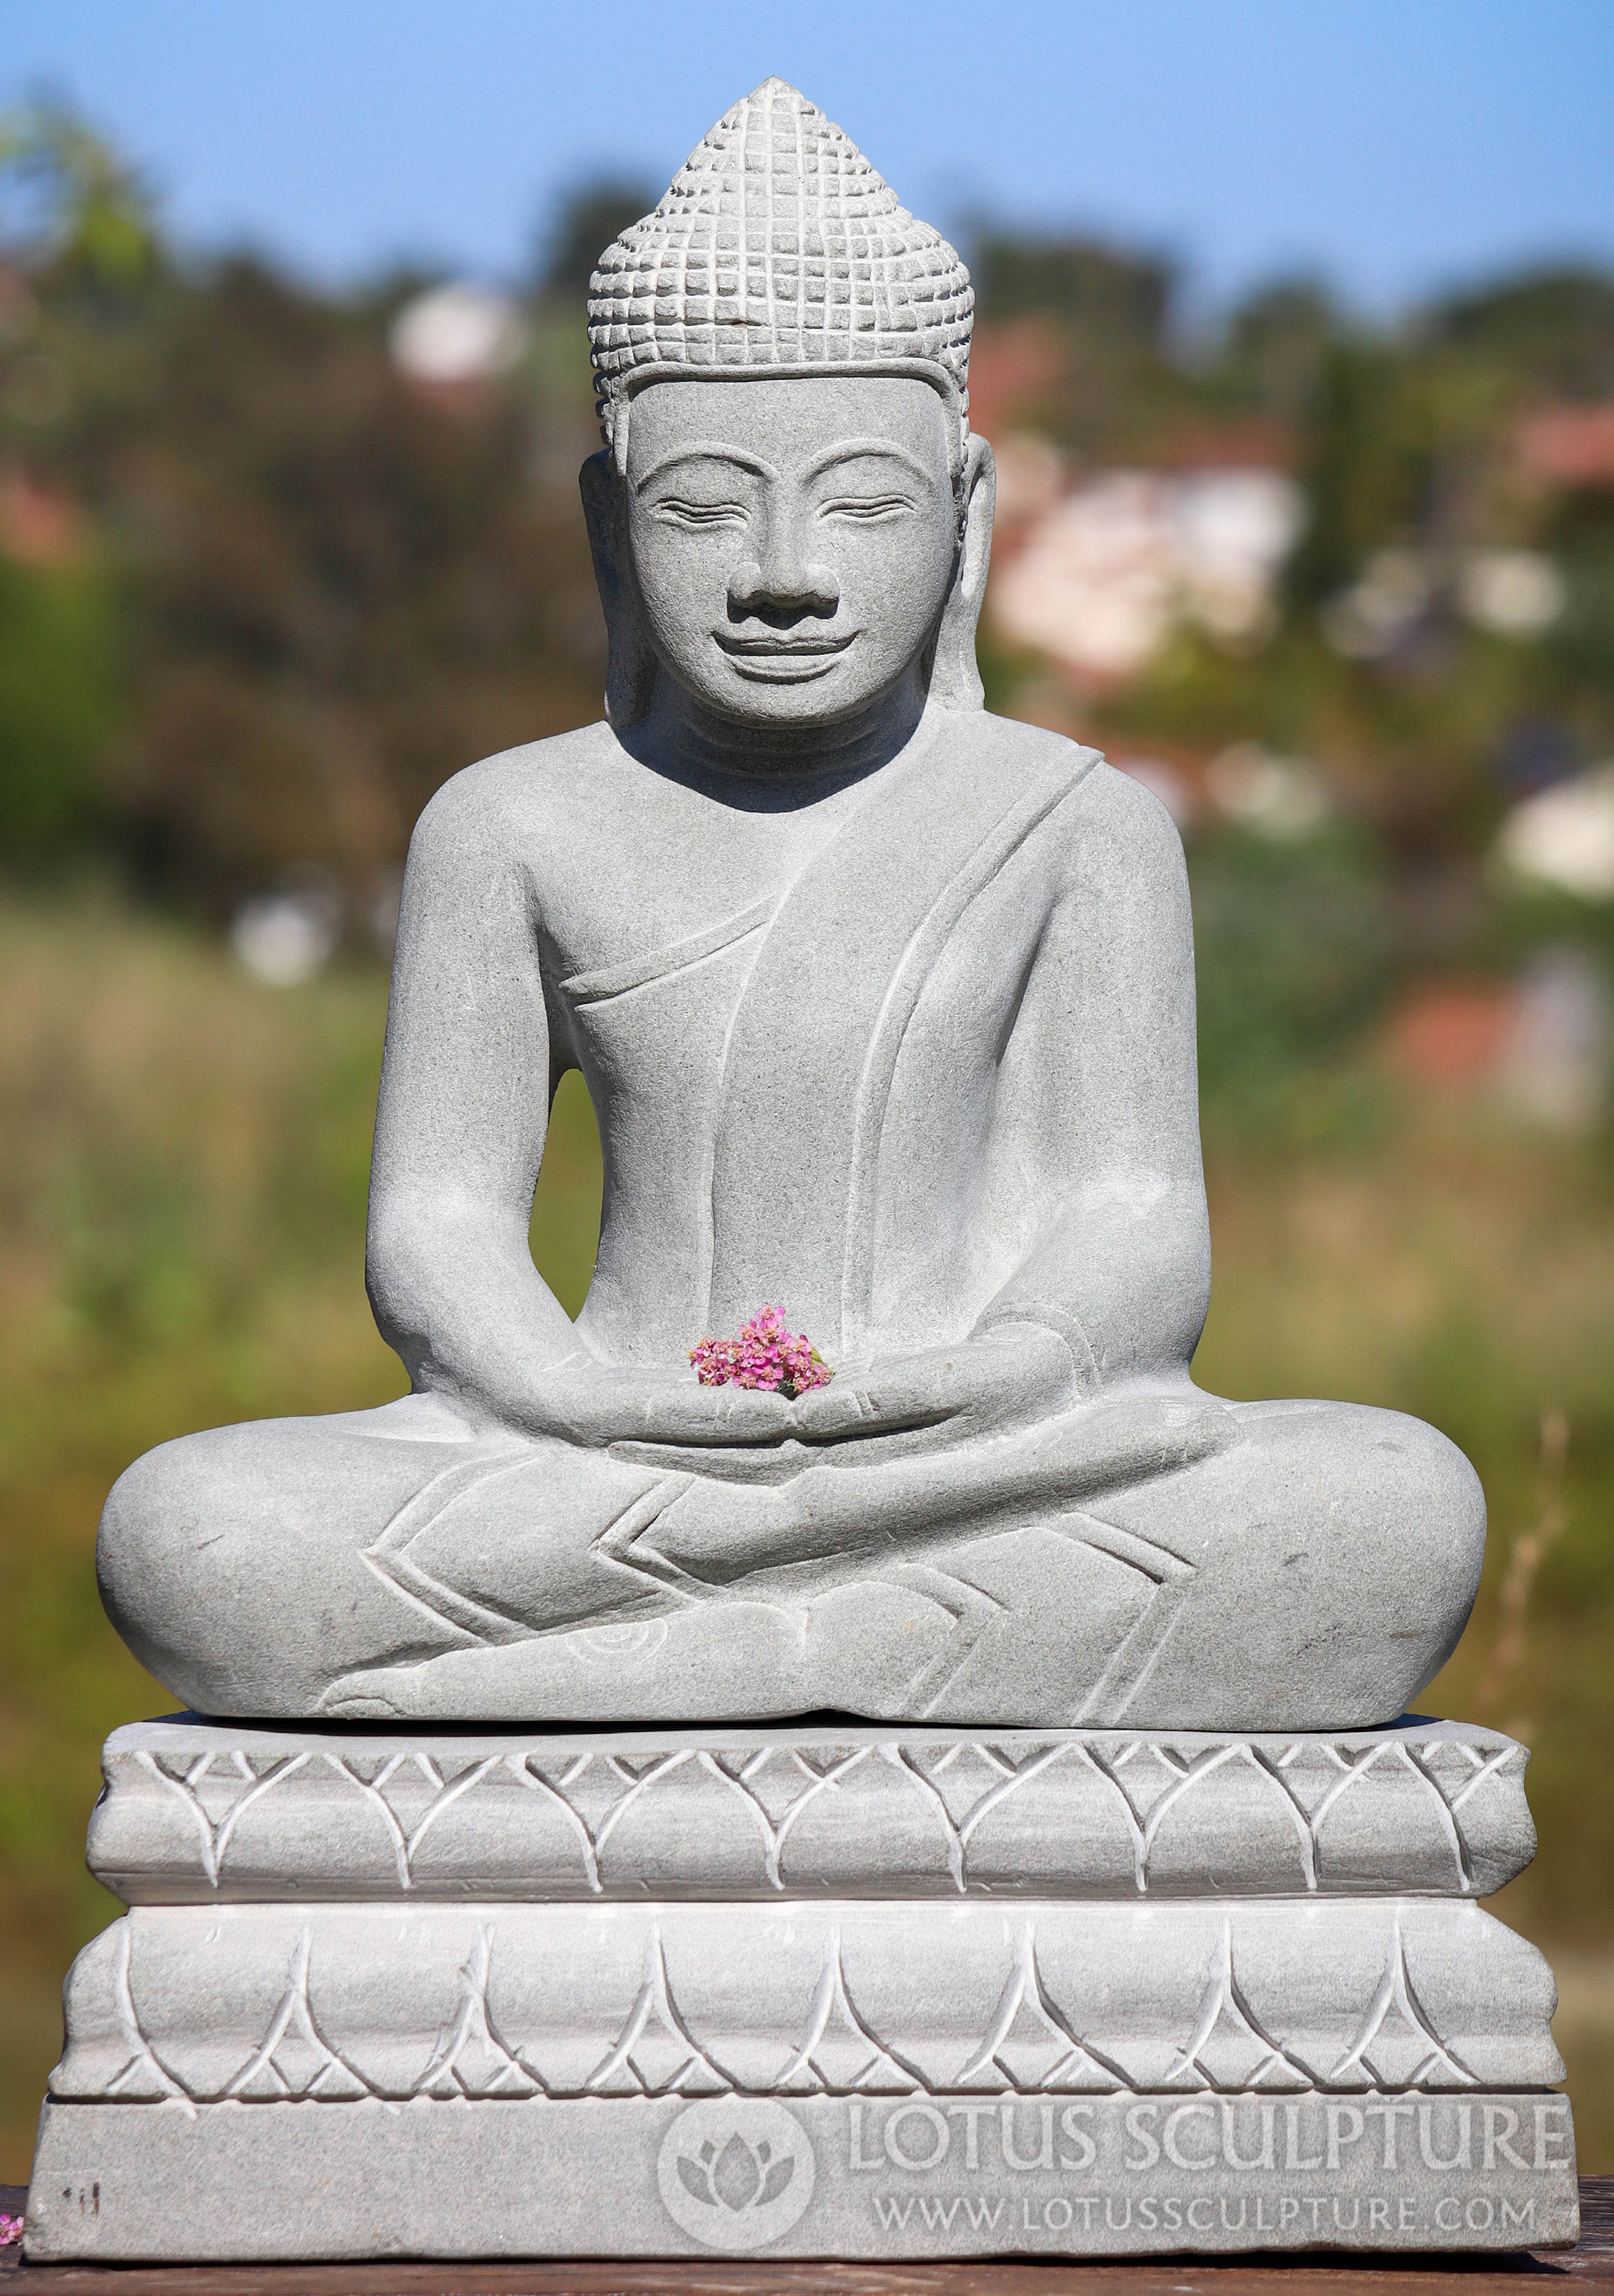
[28,81,1574,2264]
[96,77,1483,1734]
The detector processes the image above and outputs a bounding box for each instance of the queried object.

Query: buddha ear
[580,449,658,729]
[926,432,995,713]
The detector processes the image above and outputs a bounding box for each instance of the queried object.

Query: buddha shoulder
[969,714,1188,892]
[401,721,621,870]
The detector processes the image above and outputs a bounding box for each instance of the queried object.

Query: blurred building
[989,462,1304,685]
[1516,403,1614,488]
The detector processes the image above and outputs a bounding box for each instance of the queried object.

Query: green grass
[1,894,1611,2180]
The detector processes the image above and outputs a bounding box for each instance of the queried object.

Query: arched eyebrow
[634,444,777,490]
[801,437,942,485]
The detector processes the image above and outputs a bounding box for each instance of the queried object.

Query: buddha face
[623,375,961,728]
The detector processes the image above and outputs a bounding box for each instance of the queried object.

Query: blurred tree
[0,100,157,285]
[0,107,142,865]
[1190,824,1400,1115]
[1283,338,1413,609]
[98,256,602,912]
[1223,277,1339,421]
[0,540,119,858]
[972,231,1173,346]
[1428,268,1614,401]
[0,106,606,917]
[1541,486,1614,714]
[536,179,659,298]
[966,229,1192,459]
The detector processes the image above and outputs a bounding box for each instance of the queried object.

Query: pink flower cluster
[0,2212,23,2247]
[690,1305,833,1400]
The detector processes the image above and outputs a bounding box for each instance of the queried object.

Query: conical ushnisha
[587,78,973,443]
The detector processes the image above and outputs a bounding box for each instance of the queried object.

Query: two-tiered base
[27,1716,1577,2262]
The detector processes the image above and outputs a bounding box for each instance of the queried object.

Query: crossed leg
[99,1385,1484,1728]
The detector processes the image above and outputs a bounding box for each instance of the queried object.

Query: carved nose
[728,558,841,618]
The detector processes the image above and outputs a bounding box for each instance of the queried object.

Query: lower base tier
[28,2088,1578,2262]
[28,1890,1576,2259]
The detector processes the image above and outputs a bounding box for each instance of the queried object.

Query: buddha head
[581,80,993,735]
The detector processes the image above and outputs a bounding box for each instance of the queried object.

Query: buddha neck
[626,662,931,800]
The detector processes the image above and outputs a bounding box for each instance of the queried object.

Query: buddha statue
[98,81,1484,1729]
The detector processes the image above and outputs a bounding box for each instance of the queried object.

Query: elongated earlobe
[580,450,658,729]
[926,434,995,713]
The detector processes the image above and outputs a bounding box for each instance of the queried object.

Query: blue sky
[4,0,1611,316]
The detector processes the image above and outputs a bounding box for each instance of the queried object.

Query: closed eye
[652,499,750,530]
[817,494,915,523]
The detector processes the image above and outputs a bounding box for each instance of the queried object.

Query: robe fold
[705,722,1097,1353]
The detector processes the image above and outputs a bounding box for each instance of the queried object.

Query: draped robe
[98,718,1486,1728]
[326,724,1218,1718]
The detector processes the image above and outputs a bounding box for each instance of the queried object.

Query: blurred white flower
[1326,546,1565,656]
[1320,548,1430,658]
[389,283,525,386]
[1206,741,1331,839]
[231,892,340,986]
[1495,764,1614,900]
[1458,549,1566,638]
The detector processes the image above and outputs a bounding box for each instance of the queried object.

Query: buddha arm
[975,767,1211,1392]
[365,771,581,1424]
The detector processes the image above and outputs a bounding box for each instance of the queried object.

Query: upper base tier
[90,1714,1534,1904]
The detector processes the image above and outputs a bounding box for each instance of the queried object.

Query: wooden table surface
[2,2180,1609,2295]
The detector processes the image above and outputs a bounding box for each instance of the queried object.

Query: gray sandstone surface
[89,79,1484,1734]
[27,2091,1578,2263]
[51,1895,1563,2108]
[32,1715,1574,2262]
[90,1716,1535,1903]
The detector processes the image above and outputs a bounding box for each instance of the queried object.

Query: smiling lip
[715,631,857,681]
[716,632,857,656]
